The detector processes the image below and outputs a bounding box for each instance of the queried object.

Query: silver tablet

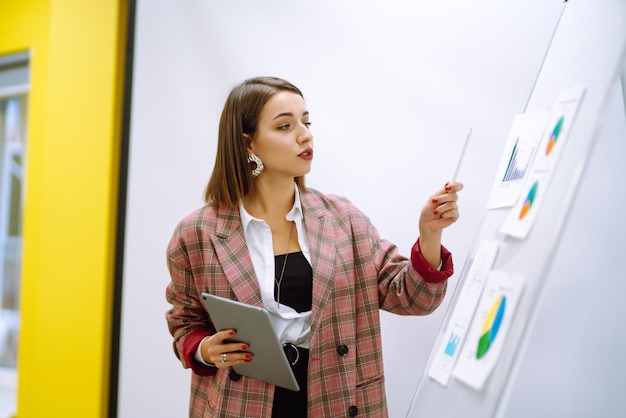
[201,293,300,391]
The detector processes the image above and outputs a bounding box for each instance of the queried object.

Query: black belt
[282,343,308,366]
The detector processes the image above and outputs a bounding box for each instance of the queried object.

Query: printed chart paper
[499,85,585,239]
[487,111,549,209]
[498,171,549,239]
[533,85,586,171]
[452,271,525,391]
[428,240,500,386]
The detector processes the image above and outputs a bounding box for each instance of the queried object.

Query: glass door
[0,51,29,418]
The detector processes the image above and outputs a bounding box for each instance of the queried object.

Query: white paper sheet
[428,240,500,386]
[452,271,525,391]
[533,85,586,171]
[498,170,549,239]
[499,85,585,239]
[487,111,549,209]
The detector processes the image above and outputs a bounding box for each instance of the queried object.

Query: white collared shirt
[238,185,312,348]
[196,186,313,365]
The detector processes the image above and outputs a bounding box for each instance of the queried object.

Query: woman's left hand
[417,181,463,269]
[419,181,463,235]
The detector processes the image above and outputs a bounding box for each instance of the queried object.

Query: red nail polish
[432,198,438,203]
[229,330,235,336]
[245,359,252,363]
[245,354,252,359]
[242,344,248,350]
[434,210,438,215]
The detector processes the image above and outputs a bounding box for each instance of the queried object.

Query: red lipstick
[298,148,313,160]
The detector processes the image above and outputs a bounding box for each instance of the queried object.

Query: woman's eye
[304,122,312,128]
[277,124,290,130]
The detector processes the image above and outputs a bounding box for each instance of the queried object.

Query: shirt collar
[239,184,303,230]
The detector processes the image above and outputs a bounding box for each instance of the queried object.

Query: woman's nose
[297,124,313,144]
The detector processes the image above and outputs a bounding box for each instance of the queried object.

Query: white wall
[118,1,566,416]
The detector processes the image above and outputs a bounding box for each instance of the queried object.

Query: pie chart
[519,180,539,220]
[476,295,506,359]
[546,115,564,155]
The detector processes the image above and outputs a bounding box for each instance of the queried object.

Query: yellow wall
[0,1,127,416]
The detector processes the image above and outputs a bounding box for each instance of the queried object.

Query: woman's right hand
[200,329,253,369]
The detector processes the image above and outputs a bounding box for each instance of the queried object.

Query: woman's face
[248,91,313,180]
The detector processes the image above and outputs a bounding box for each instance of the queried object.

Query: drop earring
[248,153,264,177]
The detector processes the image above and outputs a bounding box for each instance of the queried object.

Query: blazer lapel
[300,193,337,342]
[211,204,263,307]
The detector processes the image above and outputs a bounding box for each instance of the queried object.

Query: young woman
[165,76,463,417]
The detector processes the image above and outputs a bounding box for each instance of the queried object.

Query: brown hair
[204,77,308,207]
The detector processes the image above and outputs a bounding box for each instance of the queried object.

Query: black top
[273,251,313,313]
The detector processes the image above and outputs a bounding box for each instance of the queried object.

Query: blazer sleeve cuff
[410,238,454,284]
[183,328,218,376]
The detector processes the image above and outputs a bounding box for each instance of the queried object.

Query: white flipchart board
[408,1,626,417]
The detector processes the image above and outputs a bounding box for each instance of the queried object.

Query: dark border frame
[109,0,136,416]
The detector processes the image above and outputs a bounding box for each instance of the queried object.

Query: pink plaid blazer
[166,188,453,417]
